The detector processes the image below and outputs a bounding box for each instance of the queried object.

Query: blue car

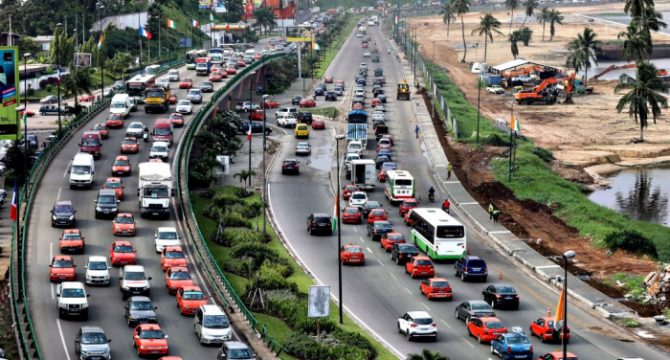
[490,329,533,360]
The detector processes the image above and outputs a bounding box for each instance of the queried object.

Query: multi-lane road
[267,22,670,360]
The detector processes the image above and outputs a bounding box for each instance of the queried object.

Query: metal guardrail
[175,53,288,354]
[10,58,184,360]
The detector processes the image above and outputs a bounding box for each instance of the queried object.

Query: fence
[175,53,288,355]
[10,58,184,360]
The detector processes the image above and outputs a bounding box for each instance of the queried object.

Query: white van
[244,49,256,59]
[167,69,180,82]
[110,94,131,118]
[70,153,95,189]
[145,64,161,76]
[194,304,232,344]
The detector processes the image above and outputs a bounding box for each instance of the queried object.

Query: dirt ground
[410,2,670,179]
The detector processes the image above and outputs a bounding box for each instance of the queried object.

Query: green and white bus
[384,170,415,203]
[408,208,467,260]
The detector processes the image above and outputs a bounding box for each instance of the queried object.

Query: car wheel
[477,335,483,344]
[540,335,546,343]
[490,345,495,354]
[405,330,412,341]
[397,322,402,334]
[491,300,496,309]
[455,310,460,320]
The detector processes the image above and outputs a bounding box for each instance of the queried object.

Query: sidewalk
[387,36,634,319]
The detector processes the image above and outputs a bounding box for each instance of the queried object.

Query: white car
[154,227,180,253]
[349,191,368,207]
[85,256,111,286]
[397,311,437,341]
[56,281,90,319]
[486,85,505,94]
[344,152,360,172]
[372,112,385,122]
[374,105,385,112]
[176,99,193,114]
[168,69,180,82]
[156,77,170,89]
[277,114,297,128]
[354,88,366,98]
[150,141,170,161]
[360,62,368,69]
[125,121,146,138]
[275,106,299,119]
[363,51,371,57]
[347,140,364,156]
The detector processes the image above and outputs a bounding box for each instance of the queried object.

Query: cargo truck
[144,87,171,113]
[351,159,376,191]
[138,162,172,219]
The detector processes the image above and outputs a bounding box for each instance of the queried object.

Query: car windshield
[113,245,133,253]
[111,102,126,109]
[152,145,168,152]
[398,244,417,252]
[124,272,146,280]
[365,201,380,208]
[344,208,358,214]
[154,127,171,136]
[203,315,230,328]
[158,231,177,239]
[129,123,144,129]
[228,348,253,359]
[62,233,81,240]
[188,90,201,96]
[183,291,205,300]
[93,124,105,130]
[105,181,121,189]
[144,187,169,198]
[178,100,191,106]
[113,160,128,166]
[506,336,530,345]
[315,217,330,224]
[346,247,362,253]
[388,234,404,240]
[416,260,432,266]
[467,260,486,268]
[88,261,107,270]
[471,303,491,310]
[82,139,101,146]
[170,271,191,280]
[165,251,185,259]
[98,195,116,204]
[130,301,154,311]
[486,321,505,329]
[351,193,366,200]
[61,288,85,298]
[122,139,136,145]
[375,222,392,230]
[497,286,517,294]
[115,216,134,224]
[53,259,73,268]
[146,90,163,98]
[139,330,165,339]
[414,318,433,325]
[72,165,90,175]
[81,332,108,344]
[370,210,385,216]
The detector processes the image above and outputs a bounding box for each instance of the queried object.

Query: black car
[454,300,495,322]
[356,77,366,86]
[324,91,337,101]
[373,78,384,87]
[482,284,520,309]
[124,296,158,327]
[367,220,392,241]
[51,200,76,227]
[292,96,303,105]
[307,213,332,235]
[39,105,71,116]
[361,200,382,218]
[373,88,385,97]
[374,68,383,77]
[199,81,214,93]
[375,155,391,170]
[314,87,325,96]
[377,94,387,103]
[299,112,313,125]
[239,121,272,135]
[282,159,300,175]
[95,189,119,219]
[390,243,419,265]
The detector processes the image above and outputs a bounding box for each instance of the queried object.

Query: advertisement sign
[307,285,330,318]
[214,0,227,13]
[0,47,19,140]
[286,27,314,42]
[74,53,92,68]
[199,0,212,9]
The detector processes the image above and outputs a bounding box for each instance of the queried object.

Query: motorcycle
[428,192,435,202]
[142,132,149,142]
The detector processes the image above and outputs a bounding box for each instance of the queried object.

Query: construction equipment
[397,80,410,100]
[514,78,558,105]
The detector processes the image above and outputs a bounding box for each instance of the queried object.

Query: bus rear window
[436,226,464,238]
[395,179,413,186]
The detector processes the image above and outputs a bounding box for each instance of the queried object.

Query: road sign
[307,285,330,318]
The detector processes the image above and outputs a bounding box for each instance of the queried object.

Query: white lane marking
[535,265,561,269]
[63,160,72,177]
[462,338,475,348]
[377,259,384,266]
[359,236,365,243]
[56,319,72,360]
[390,273,398,281]
[421,303,431,311]
[366,247,372,253]
[57,187,62,201]
[488,230,512,234]
[403,287,412,295]
[459,202,479,205]
[440,319,452,329]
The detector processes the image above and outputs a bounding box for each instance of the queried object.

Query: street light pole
[98,3,105,98]
[335,133,345,324]
[23,53,30,194]
[56,22,63,138]
[261,94,268,237]
[562,250,576,360]
[247,71,256,188]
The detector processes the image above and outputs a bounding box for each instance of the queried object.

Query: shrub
[533,146,554,163]
[230,243,291,270]
[229,202,261,219]
[604,230,657,258]
[517,27,533,46]
[222,227,265,247]
[212,192,244,208]
[283,335,329,360]
[221,211,252,228]
[45,84,52,92]
[332,328,377,360]
[251,262,298,293]
[483,133,510,146]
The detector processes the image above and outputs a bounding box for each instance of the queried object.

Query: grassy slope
[191,192,395,360]
[423,61,670,261]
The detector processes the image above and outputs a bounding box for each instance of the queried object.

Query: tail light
[507,346,512,353]
[446,288,452,293]
[410,323,417,328]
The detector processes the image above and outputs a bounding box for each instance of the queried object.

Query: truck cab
[138,162,172,219]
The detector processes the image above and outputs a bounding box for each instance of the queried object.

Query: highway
[266,23,670,359]
[25,62,258,359]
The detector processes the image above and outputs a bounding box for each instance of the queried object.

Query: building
[0,32,21,46]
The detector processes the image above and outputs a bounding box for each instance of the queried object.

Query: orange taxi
[49,255,77,282]
[419,277,453,300]
[535,352,578,360]
[112,213,136,236]
[367,208,388,224]
[59,228,85,253]
[120,137,140,154]
[133,324,169,357]
[161,246,188,271]
[405,256,435,278]
[209,71,223,82]
[340,244,365,265]
[164,266,194,294]
[467,316,507,343]
[342,184,359,200]
[102,177,125,200]
[112,155,132,176]
[380,232,405,251]
[176,286,208,315]
[106,113,124,128]
[91,123,109,139]
[342,207,362,224]
[168,113,185,127]
[262,99,280,108]
[110,240,137,266]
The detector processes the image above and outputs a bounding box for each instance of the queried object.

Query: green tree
[548,8,564,41]
[523,0,539,23]
[146,2,163,37]
[538,7,551,41]
[505,0,520,34]
[407,349,450,360]
[624,0,655,18]
[253,6,277,35]
[440,1,456,37]
[618,23,650,62]
[49,26,75,68]
[615,61,668,142]
[18,37,42,57]
[509,32,520,59]
[566,27,601,87]
[222,0,245,23]
[108,52,134,80]
[471,13,503,62]
[451,0,471,63]
[61,66,93,114]
[234,170,256,191]
[635,6,667,55]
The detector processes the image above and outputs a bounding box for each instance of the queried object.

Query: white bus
[408,208,467,260]
[144,64,161,76]
[384,170,415,203]
[208,48,224,65]
[125,74,156,97]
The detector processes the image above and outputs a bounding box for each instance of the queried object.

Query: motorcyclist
[428,186,435,202]
[142,127,150,142]
[442,198,451,213]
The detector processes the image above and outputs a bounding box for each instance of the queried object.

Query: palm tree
[505,0,521,34]
[615,61,668,142]
[253,6,277,35]
[472,14,503,62]
[566,27,602,87]
[548,8,564,41]
[234,170,256,191]
[451,0,471,63]
[538,7,551,41]
[523,0,539,23]
[509,33,520,59]
[61,66,92,114]
[407,349,450,360]
[440,1,456,37]
[618,23,650,62]
[636,6,667,54]
[624,0,655,18]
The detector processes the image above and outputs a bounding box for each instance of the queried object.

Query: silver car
[199,81,214,93]
[187,88,203,104]
[75,326,111,360]
[295,142,311,156]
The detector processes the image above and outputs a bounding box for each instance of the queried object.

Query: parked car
[487,85,505,94]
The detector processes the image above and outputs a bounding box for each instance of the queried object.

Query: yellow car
[295,123,310,138]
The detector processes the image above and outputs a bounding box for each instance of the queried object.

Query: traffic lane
[27,67,224,359]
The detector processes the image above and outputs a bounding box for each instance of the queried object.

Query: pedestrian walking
[415,125,420,138]
[488,202,495,220]
[492,210,500,223]
[447,163,453,180]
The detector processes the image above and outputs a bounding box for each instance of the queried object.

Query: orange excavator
[514,78,559,105]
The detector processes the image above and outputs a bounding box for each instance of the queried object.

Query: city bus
[208,48,225,65]
[125,74,156,97]
[185,49,207,63]
[144,64,161,76]
[408,208,467,260]
[384,170,415,203]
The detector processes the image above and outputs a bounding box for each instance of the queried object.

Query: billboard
[0,47,19,140]
[214,0,227,13]
[199,0,212,9]
[74,53,92,68]
[286,27,314,42]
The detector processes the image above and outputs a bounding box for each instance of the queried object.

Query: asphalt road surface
[267,24,670,360]
[26,62,254,359]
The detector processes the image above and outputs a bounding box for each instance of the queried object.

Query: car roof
[113,240,133,246]
[158,227,177,232]
[465,255,483,261]
[468,300,489,306]
[60,281,85,289]
[200,304,226,315]
[87,255,107,262]
[55,200,73,206]
[406,311,432,319]
[225,341,251,350]
[129,296,152,302]
[480,316,502,323]
[124,265,145,271]
[312,213,329,217]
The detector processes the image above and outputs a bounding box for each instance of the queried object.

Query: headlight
[96,207,102,211]
[122,285,130,291]
[81,302,89,308]
[68,215,75,220]
[52,215,57,221]
[59,303,68,309]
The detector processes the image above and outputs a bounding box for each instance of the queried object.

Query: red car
[112,212,136,236]
[237,59,246,67]
[380,232,405,251]
[59,229,85,253]
[176,285,208,315]
[164,266,194,294]
[367,209,388,224]
[404,211,416,226]
[399,198,418,217]
[19,109,35,117]
[299,98,316,108]
[133,324,169,357]
[535,352,578,360]
[49,255,76,282]
[179,78,193,89]
[169,113,185,127]
[120,137,140,154]
[79,94,95,102]
[377,169,389,182]
[324,76,334,83]
[340,244,365,265]
[249,109,265,120]
[335,80,345,87]
[342,207,362,224]
[342,184,359,200]
[419,277,453,300]
[405,256,435,278]
[352,102,364,110]
[106,113,124,128]
[530,317,571,343]
[209,71,223,82]
[92,123,109,139]
[168,95,177,104]
[311,118,325,130]
[161,246,188,271]
[102,177,125,200]
[226,66,237,74]
[109,240,136,266]
[467,316,507,343]
[262,99,280,108]
[112,155,131,176]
